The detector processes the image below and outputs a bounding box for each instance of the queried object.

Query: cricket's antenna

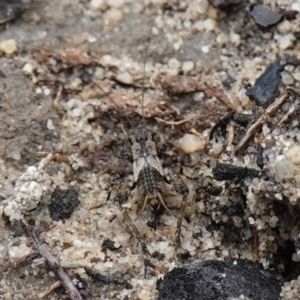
[140,18,156,128]
[38,46,135,129]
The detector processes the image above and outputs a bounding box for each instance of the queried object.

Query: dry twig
[155,112,223,126]
[234,87,298,155]
[22,221,83,300]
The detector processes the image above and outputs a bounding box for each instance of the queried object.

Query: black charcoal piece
[0,0,31,24]
[157,258,281,300]
[48,188,80,221]
[212,162,260,182]
[249,4,282,28]
[102,239,121,251]
[246,59,284,108]
[246,57,300,108]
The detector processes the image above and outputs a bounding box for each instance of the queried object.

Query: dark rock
[48,188,80,221]
[249,5,282,28]
[0,69,5,78]
[208,0,242,9]
[246,59,284,108]
[0,0,31,24]
[157,258,282,300]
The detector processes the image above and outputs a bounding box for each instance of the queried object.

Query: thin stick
[53,82,63,107]
[22,221,83,300]
[203,85,237,111]
[234,88,291,155]
[39,280,62,299]
[144,259,168,275]
[155,112,224,126]
[277,105,296,127]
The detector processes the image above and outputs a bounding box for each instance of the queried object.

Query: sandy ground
[2,0,300,299]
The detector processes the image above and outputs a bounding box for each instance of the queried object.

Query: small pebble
[22,10,41,23]
[0,39,17,55]
[292,72,300,81]
[22,63,33,74]
[116,72,133,85]
[277,20,292,34]
[229,31,240,44]
[177,133,206,154]
[203,18,217,31]
[9,244,31,259]
[106,8,123,23]
[291,1,300,12]
[248,217,255,225]
[277,34,293,50]
[90,0,107,11]
[46,119,55,130]
[285,145,300,165]
[281,72,294,85]
[106,0,124,8]
[201,45,210,53]
[8,150,21,161]
[168,58,181,70]
[207,8,219,20]
[137,293,151,300]
[182,61,194,73]
[210,142,223,157]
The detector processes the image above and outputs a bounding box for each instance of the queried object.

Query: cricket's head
[130,128,158,160]
[129,128,153,144]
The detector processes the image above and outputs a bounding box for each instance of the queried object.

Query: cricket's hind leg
[111,178,151,257]
[107,176,151,256]
[169,174,189,256]
[114,198,151,256]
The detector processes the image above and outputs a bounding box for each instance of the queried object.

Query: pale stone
[106,9,123,23]
[0,39,17,55]
[177,133,206,154]
[9,244,31,259]
[116,72,133,85]
[106,0,124,8]
[90,0,107,10]
[182,61,194,73]
[22,63,33,74]
[286,145,300,165]
[46,119,55,130]
[168,57,181,70]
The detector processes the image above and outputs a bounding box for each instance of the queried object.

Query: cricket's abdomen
[137,165,165,197]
